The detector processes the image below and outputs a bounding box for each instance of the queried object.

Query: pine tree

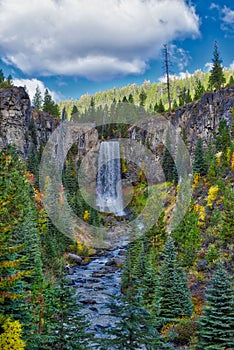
[139,89,147,107]
[227,75,234,87]
[162,130,175,182]
[194,79,205,100]
[185,89,192,103]
[193,137,207,176]
[172,100,178,111]
[42,89,60,118]
[208,41,226,90]
[220,187,234,244]
[162,148,175,182]
[0,69,4,84]
[157,99,165,113]
[100,291,170,350]
[159,236,193,323]
[0,147,44,339]
[172,209,201,267]
[0,148,34,304]
[71,105,79,120]
[215,119,231,154]
[146,211,167,251]
[32,86,43,109]
[37,278,91,350]
[198,264,234,350]
[128,93,134,103]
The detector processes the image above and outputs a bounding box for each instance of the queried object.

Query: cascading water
[96,141,125,216]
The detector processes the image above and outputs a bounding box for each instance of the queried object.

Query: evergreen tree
[215,119,231,154]
[194,79,205,100]
[71,105,78,119]
[139,89,147,107]
[162,130,175,182]
[159,236,193,322]
[220,187,234,244]
[100,291,170,350]
[6,74,13,87]
[208,41,226,90]
[198,264,234,350]
[193,137,207,176]
[157,99,165,113]
[172,209,201,267]
[185,88,192,103]
[162,148,175,182]
[0,69,4,84]
[32,86,43,109]
[0,147,43,340]
[146,211,167,251]
[42,89,60,118]
[227,75,234,87]
[37,278,91,350]
[128,93,134,103]
[154,102,159,112]
[178,87,187,106]
[172,99,178,111]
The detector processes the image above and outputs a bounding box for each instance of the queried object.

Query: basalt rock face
[128,88,234,182]
[0,87,31,154]
[0,87,99,163]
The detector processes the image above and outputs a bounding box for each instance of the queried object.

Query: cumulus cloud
[230,61,234,70]
[167,45,191,71]
[221,6,234,34]
[204,62,213,72]
[13,78,60,102]
[0,0,200,80]
[210,3,234,35]
[158,71,191,83]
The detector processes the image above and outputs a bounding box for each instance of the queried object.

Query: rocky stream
[66,233,128,341]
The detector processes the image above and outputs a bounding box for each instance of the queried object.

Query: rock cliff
[1,86,234,185]
[129,87,234,155]
[0,87,99,160]
[127,88,234,182]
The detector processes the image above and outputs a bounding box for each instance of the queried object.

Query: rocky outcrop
[0,87,99,161]
[127,88,234,182]
[1,86,234,185]
[129,88,234,155]
[0,87,31,154]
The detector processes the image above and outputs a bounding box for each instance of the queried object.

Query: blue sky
[0,0,233,102]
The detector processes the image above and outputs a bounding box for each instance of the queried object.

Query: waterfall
[96,141,125,215]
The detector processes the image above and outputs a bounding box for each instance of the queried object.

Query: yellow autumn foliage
[193,173,200,188]
[215,152,222,166]
[0,318,25,350]
[83,210,89,221]
[207,185,219,207]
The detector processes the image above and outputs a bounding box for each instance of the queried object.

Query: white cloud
[230,61,234,70]
[168,45,191,71]
[210,3,220,11]
[13,78,60,102]
[221,6,234,34]
[222,6,234,25]
[0,0,200,80]
[158,71,191,83]
[204,62,213,72]
[210,4,234,34]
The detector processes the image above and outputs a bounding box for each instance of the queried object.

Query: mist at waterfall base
[96,141,125,217]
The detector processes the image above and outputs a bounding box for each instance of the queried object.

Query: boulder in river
[67,253,82,264]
